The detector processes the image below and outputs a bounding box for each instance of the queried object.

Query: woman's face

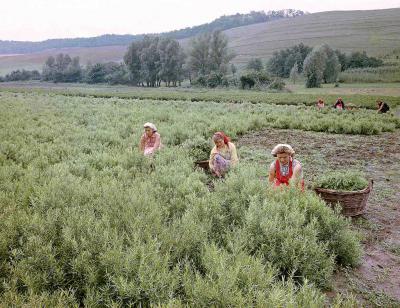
[145,127,153,137]
[214,138,225,148]
[277,152,290,165]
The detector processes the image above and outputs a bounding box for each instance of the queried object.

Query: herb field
[0,90,398,306]
[2,82,400,109]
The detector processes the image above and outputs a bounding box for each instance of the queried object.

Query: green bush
[240,71,271,89]
[314,170,369,191]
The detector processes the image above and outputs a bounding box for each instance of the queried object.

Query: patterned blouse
[209,142,239,169]
[140,132,162,155]
[270,159,303,178]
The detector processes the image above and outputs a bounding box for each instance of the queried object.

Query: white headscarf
[271,144,295,157]
[143,122,157,132]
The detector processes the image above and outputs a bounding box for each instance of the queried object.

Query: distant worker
[376,100,390,113]
[269,144,304,190]
[139,122,162,156]
[316,98,325,109]
[209,131,238,177]
[334,97,345,110]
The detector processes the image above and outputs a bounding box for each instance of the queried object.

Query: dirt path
[238,129,400,307]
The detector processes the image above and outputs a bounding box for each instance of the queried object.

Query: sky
[1,0,400,41]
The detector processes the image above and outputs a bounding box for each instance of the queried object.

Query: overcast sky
[1,0,400,41]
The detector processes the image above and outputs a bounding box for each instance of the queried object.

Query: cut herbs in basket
[314,170,369,191]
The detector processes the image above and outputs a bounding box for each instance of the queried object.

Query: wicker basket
[314,180,373,217]
[195,160,210,171]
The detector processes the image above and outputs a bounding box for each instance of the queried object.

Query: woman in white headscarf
[139,122,162,156]
[268,144,304,189]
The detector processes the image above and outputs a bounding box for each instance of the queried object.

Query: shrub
[268,77,286,90]
[240,71,271,89]
[181,136,211,161]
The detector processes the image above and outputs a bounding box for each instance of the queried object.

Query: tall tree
[290,62,299,84]
[303,45,327,88]
[188,30,235,80]
[188,32,212,78]
[209,30,235,75]
[321,44,341,83]
[124,41,143,86]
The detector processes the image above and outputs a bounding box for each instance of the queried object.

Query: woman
[377,100,390,113]
[334,97,345,110]
[209,131,238,177]
[316,98,325,109]
[139,122,162,156]
[268,144,304,189]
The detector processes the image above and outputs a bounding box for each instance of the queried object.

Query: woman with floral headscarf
[139,122,162,156]
[209,131,238,177]
[269,144,304,189]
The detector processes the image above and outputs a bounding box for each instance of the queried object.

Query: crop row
[1,83,400,109]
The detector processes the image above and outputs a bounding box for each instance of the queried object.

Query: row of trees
[0,69,40,82]
[42,54,82,82]
[124,36,185,86]
[35,31,236,88]
[1,33,385,89]
[267,44,384,78]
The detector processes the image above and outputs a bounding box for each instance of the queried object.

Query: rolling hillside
[1,8,399,74]
[224,8,400,64]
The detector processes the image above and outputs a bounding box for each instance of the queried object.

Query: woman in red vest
[268,144,304,189]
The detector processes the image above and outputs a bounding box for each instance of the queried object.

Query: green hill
[0,8,399,75]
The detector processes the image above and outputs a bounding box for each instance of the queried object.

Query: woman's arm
[139,134,145,152]
[153,133,161,150]
[268,162,276,183]
[229,143,239,166]
[209,146,217,169]
[292,164,302,180]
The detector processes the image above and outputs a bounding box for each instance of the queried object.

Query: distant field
[1,81,400,109]
[286,82,400,97]
[1,8,400,74]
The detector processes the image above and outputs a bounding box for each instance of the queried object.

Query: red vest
[275,159,293,186]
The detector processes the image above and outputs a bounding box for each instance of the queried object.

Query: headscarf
[143,122,157,132]
[213,131,230,145]
[271,144,295,157]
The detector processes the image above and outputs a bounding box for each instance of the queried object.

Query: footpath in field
[238,128,400,307]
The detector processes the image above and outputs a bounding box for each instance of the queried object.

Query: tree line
[265,43,384,87]
[0,34,386,89]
